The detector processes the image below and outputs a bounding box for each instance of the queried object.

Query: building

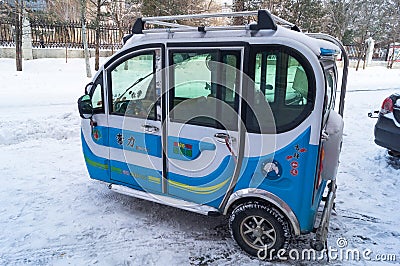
[0,0,47,11]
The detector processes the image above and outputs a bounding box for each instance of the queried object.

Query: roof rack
[130,10,300,35]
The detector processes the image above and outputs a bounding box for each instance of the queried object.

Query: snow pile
[0,59,399,265]
[0,112,79,145]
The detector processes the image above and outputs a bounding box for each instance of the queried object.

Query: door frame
[104,43,166,193]
[164,43,247,205]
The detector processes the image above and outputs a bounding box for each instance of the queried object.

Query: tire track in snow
[0,238,187,265]
[0,223,232,265]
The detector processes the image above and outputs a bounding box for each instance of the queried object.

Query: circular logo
[261,160,282,180]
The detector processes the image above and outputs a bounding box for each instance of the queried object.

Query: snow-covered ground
[0,58,399,265]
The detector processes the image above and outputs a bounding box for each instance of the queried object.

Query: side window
[222,53,240,106]
[173,52,214,99]
[109,52,156,119]
[90,73,104,113]
[254,52,277,103]
[323,68,336,123]
[247,47,315,133]
[325,68,336,111]
[285,56,308,106]
[170,50,240,130]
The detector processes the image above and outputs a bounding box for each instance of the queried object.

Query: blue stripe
[81,132,110,183]
[92,126,162,158]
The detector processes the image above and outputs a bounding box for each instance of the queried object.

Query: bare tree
[232,0,245,25]
[140,0,212,17]
[324,0,357,42]
[87,0,107,71]
[47,0,82,21]
[81,0,92,78]
[349,0,386,70]
[107,0,140,41]
[1,0,23,71]
[383,0,400,68]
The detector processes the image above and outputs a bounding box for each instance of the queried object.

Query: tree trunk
[15,0,23,71]
[95,0,101,71]
[355,47,362,71]
[362,51,367,70]
[232,0,245,25]
[81,0,92,78]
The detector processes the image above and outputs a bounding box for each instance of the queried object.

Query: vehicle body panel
[79,23,343,235]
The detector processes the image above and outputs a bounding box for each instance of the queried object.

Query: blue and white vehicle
[78,10,348,257]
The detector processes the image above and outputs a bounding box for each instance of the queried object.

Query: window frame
[89,72,105,114]
[106,49,157,120]
[168,48,241,130]
[246,45,316,134]
[322,64,338,125]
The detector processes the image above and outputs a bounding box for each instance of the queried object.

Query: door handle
[214,133,236,143]
[141,124,159,133]
[215,132,237,162]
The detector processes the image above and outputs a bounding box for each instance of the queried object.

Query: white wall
[0,47,115,59]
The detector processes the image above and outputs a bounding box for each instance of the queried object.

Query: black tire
[229,202,291,259]
[388,150,400,158]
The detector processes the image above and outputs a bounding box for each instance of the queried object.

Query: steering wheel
[115,99,149,117]
[113,99,130,114]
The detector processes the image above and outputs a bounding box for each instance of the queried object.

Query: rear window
[246,46,315,134]
[321,67,337,124]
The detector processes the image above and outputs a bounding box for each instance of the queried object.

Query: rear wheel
[229,202,291,259]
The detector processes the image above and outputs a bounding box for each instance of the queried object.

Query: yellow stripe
[148,176,161,184]
[87,157,228,194]
[168,177,230,194]
[85,156,109,170]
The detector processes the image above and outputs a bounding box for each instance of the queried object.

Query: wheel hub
[253,227,263,238]
[240,215,277,250]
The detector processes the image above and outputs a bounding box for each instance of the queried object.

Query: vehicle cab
[78,10,348,258]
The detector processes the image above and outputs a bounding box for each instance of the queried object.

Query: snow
[0,58,399,265]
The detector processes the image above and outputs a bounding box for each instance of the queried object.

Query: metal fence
[0,18,128,50]
[0,18,14,46]
[344,45,389,61]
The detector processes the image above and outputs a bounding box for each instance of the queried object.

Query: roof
[121,10,340,58]
[123,26,340,58]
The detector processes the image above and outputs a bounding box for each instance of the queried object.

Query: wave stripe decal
[85,154,229,194]
[84,156,109,170]
[168,177,230,194]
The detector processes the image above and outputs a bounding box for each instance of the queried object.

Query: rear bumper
[374,116,400,152]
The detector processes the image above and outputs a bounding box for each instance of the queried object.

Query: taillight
[380,97,393,114]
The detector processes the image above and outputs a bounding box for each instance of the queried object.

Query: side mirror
[78,95,93,119]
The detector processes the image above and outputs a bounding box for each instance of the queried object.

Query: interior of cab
[170,51,240,130]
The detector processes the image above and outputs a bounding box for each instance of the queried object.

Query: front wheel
[229,202,291,258]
